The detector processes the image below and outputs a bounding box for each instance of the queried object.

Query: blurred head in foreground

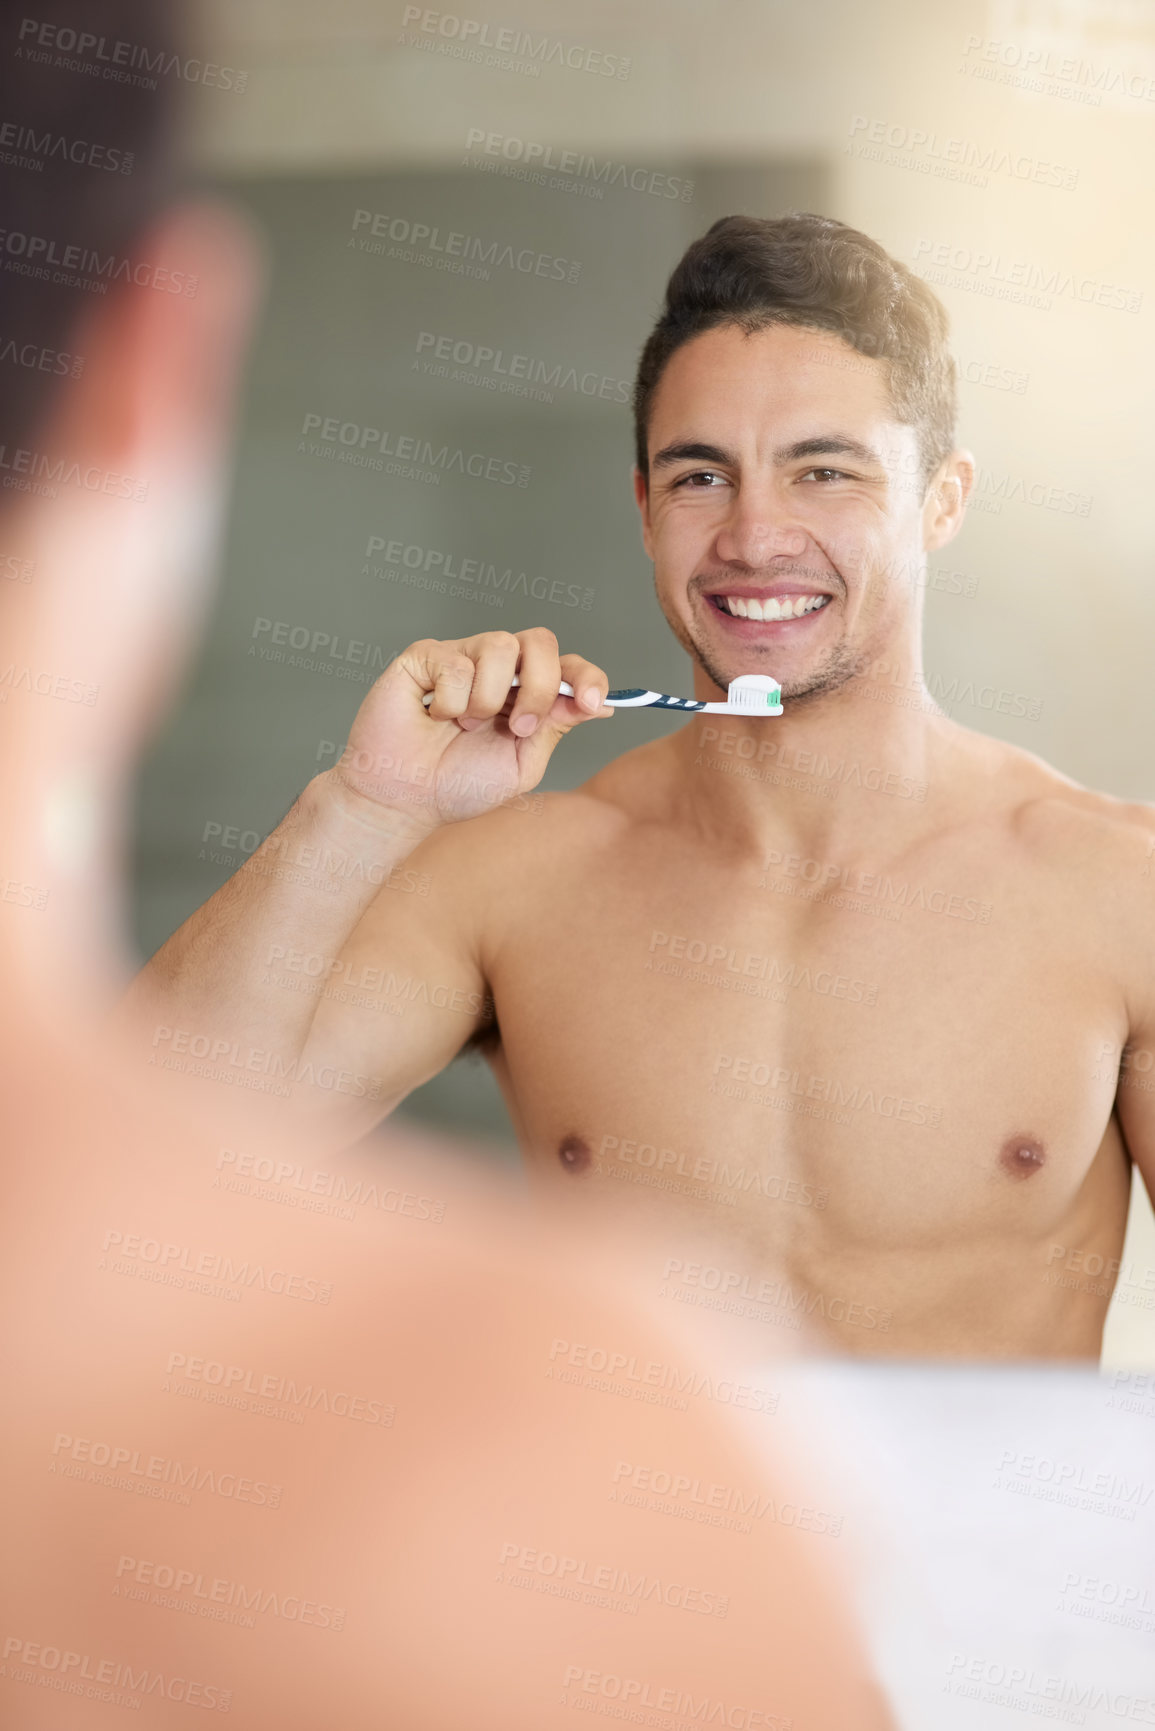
[0,4,892,1724]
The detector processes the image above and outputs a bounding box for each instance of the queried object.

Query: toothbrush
[422,673,783,717]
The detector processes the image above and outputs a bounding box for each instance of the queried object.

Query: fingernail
[512,713,538,737]
[579,686,600,711]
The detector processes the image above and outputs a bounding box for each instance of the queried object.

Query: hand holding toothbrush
[324,628,617,835]
[323,628,783,840]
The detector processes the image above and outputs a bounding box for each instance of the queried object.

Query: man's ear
[922,449,974,552]
[0,199,261,1007]
[633,465,655,559]
[24,199,262,745]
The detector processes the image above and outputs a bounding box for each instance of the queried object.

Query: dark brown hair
[0,0,180,451]
[632,212,957,490]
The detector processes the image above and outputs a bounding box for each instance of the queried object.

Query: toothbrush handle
[420,678,706,712]
[422,676,575,709]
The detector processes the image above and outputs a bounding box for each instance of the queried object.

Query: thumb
[509,692,612,788]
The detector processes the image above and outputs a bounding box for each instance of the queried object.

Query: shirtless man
[142,213,1155,1360]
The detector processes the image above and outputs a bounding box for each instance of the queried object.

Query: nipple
[558,1134,592,1175]
[999,1135,1046,1180]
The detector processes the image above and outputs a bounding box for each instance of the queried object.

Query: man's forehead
[647,324,909,461]
[654,324,890,413]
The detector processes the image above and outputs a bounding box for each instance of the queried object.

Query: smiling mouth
[708,593,832,622]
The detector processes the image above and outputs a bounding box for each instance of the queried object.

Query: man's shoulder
[973,734,1155,876]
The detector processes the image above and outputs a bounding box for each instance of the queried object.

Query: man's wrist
[299,768,437,860]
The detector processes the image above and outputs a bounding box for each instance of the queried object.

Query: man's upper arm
[1112,810,1155,1204]
[1116,1015,1155,1207]
[301,822,493,1117]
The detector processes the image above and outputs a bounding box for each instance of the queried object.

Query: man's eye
[674,470,728,488]
[800,467,851,483]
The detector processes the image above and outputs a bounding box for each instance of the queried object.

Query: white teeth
[722,594,829,620]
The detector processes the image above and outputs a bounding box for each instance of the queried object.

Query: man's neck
[672,641,959,862]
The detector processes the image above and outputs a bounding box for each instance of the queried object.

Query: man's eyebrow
[774,435,884,467]
[649,440,737,471]
[649,435,886,471]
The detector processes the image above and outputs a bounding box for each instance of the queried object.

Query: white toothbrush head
[722,674,783,715]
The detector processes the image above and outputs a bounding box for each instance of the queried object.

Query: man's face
[634,322,943,704]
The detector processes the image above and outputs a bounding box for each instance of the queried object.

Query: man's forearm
[128,770,429,1057]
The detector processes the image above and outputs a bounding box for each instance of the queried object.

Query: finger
[420,649,477,721]
[556,655,613,721]
[508,627,561,738]
[458,632,522,721]
[400,639,490,722]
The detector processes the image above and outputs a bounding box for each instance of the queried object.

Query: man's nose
[713,488,808,569]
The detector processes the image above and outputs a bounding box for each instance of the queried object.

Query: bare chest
[484,831,1127,1254]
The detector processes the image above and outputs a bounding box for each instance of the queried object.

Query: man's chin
[691,640,862,707]
[777,659,863,704]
